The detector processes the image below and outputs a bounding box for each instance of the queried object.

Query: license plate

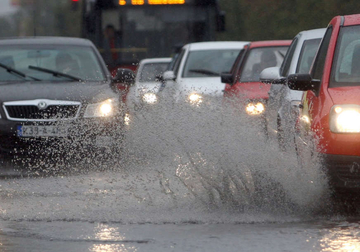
[17,125,69,137]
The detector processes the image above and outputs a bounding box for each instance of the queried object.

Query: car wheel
[330,188,360,215]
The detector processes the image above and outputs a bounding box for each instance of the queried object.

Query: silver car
[260,28,326,150]
[126,57,171,112]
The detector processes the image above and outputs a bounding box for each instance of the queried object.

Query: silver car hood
[177,77,225,97]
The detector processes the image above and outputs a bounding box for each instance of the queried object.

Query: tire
[330,188,360,215]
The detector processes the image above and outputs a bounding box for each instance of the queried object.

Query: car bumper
[322,154,360,190]
[0,117,124,154]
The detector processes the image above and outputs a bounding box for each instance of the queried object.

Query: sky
[0,0,18,17]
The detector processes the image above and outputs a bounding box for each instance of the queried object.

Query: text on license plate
[17,125,69,137]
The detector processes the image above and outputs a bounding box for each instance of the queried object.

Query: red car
[288,14,360,191]
[221,41,291,126]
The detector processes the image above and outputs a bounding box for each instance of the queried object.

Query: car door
[160,48,186,101]
[300,26,334,141]
[267,37,299,132]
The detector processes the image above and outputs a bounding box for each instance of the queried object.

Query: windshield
[239,46,288,82]
[296,38,321,74]
[0,45,106,82]
[139,62,169,82]
[330,25,360,87]
[182,49,240,78]
[99,7,214,68]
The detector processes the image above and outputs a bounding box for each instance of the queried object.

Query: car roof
[297,28,326,40]
[343,14,360,26]
[248,40,292,49]
[284,28,326,76]
[139,58,172,64]
[0,37,94,46]
[187,41,249,51]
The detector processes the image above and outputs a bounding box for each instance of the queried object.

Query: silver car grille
[3,99,81,121]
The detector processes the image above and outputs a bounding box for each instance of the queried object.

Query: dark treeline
[218,0,360,41]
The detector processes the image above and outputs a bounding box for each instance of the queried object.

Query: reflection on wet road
[0,220,360,251]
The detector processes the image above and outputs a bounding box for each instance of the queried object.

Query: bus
[81,0,225,72]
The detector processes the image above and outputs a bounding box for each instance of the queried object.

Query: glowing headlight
[124,113,130,126]
[84,99,116,118]
[246,102,265,115]
[142,93,158,104]
[330,105,360,133]
[188,93,202,105]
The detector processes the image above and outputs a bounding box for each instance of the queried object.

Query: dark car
[0,37,133,161]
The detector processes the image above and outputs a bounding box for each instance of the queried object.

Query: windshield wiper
[189,69,219,76]
[0,62,40,81]
[278,51,285,59]
[28,65,83,82]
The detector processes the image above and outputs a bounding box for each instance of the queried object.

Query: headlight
[330,104,360,133]
[142,92,158,104]
[84,99,117,118]
[124,113,130,126]
[188,93,202,105]
[245,102,265,115]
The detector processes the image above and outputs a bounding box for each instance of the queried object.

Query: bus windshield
[84,0,223,70]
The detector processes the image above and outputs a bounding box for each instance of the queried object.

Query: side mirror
[260,67,285,84]
[112,68,135,86]
[220,72,234,84]
[287,73,320,91]
[163,70,176,81]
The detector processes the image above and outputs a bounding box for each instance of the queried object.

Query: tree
[218,0,360,41]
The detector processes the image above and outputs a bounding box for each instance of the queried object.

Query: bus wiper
[0,62,41,81]
[189,69,219,76]
[28,65,83,82]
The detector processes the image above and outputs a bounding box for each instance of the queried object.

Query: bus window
[83,0,225,71]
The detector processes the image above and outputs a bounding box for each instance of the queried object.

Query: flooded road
[1,219,360,251]
[0,102,359,251]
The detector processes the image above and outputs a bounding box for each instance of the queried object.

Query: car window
[230,49,244,75]
[330,25,360,87]
[173,49,186,76]
[280,37,299,77]
[239,46,288,82]
[182,49,240,78]
[139,62,169,82]
[312,26,333,80]
[296,38,322,74]
[0,45,106,82]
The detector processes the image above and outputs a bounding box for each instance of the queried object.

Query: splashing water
[0,97,330,224]
[123,96,330,216]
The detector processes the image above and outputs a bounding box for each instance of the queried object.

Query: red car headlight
[330,104,360,133]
